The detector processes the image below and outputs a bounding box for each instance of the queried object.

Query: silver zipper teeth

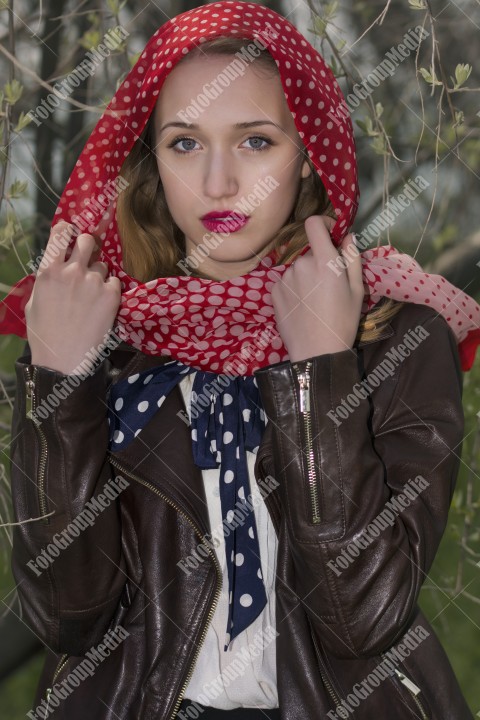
[108,454,222,720]
[26,364,68,712]
[25,366,49,524]
[381,652,429,720]
[394,668,428,720]
[310,623,345,711]
[294,365,426,718]
[45,653,69,714]
[293,361,320,523]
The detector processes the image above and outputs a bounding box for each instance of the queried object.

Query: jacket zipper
[45,653,69,715]
[293,363,427,718]
[309,620,347,713]
[381,652,429,719]
[24,366,50,524]
[393,668,428,719]
[311,631,428,719]
[293,361,321,523]
[107,455,222,720]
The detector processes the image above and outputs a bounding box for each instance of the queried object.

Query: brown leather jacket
[10,299,474,719]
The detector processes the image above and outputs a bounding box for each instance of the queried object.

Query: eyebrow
[158,120,283,133]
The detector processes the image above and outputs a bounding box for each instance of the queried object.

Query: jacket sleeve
[9,347,127,656]
[254,309,464,658]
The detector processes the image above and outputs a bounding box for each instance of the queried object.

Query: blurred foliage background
[0,0,479,716]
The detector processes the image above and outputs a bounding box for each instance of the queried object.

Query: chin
[217,248,267,261]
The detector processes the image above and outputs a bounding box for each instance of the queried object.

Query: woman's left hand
[270,215,365,362]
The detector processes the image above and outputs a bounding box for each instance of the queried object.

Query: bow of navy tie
[107,360,269,649]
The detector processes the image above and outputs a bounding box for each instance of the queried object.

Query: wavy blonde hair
[116,36,403,343]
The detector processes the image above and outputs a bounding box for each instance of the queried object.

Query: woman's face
[152,53,311,280]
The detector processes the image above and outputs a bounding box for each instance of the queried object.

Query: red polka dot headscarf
[0,0,479,372]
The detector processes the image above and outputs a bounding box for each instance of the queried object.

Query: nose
[203,149,239,200]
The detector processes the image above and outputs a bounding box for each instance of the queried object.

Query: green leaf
[452,63,472,90]
[355,119,368,133]
[408,0,427,9]
[107,0,128,12]
[308,18,327,38]
[14,111,33,132]
[355,117,378,137]
[87,11,100,25]
[308,1,339,38]
[0,212,21,247]
[329,56,339,76]
[375,102,384,119]
[371,135,388,155]
[4,79,23,105]
[419,66,443,87]
[453,110,465,128]
[325,0,339,18]
[79,29,102,50]
[7,179,28,199]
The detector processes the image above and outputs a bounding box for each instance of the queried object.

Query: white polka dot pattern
[51,0,359,369]
[107,357,269,647]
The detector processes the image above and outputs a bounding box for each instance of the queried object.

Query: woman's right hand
[25,221,122,375]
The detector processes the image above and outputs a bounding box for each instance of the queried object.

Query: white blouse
[178,372,279,710]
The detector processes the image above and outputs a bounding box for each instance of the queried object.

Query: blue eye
[244,136,272,151]
[169,136,199,153]
[167,135,273,154]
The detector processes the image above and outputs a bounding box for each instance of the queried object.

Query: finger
[321,215,336,233]
[37,222,76,273]
[88,260,109,280]
[105,274,122,289]
[305,215,345,274]
[67,233,99,266]
[341,233,363,291]
[87,232,104,265]
[304,214,340,265]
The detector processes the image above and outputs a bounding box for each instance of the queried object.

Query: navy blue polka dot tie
[107,360,269,649]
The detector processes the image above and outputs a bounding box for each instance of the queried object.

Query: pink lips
[201,211,249,233]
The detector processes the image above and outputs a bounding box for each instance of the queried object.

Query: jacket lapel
[107,316,394,538]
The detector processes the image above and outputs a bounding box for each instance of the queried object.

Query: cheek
[269,165,300,203]
[160,168,192,205]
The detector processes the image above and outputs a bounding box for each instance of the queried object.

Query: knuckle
[74,234,95,250]
[64,260,84,279]
[37,262,53,278]
[48,225,71,249]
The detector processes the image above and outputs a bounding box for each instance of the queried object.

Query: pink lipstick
[201,210,249,233]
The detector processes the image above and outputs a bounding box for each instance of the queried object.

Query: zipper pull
[395,668,421,695]
[297,373,310,413]
[45,687,52,714]
[25,379,35,420]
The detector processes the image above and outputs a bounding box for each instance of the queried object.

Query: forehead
[153,54,289,122]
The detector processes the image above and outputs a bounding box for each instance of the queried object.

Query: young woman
[2,2,480,718]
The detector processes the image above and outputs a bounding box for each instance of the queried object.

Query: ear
[301,158,312,179]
